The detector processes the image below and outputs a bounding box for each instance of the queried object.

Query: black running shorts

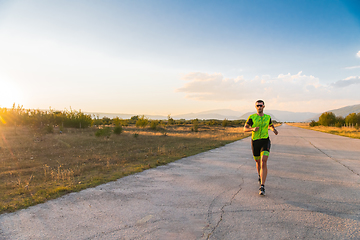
[251,138,271,159]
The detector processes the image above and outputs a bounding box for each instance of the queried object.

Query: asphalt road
[1,124,359,239]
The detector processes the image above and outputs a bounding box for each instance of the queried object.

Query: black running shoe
[259,185,265,196]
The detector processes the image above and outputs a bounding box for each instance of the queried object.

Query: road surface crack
[308,141,360,177]
[206,177,244,240]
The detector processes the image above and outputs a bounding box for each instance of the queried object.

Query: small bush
[136,115,148,128]
[113,126,122,135]
[335,122,342,128]
[309,120,319,127]
[191,125,199,132]
[150,121,158,130]
[95,127,112,137]
[167,115,175,125]
[222,119,228,128]
[192,119,199,132]
[113,117,128,127]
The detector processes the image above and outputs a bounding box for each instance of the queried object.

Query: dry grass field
[0,124,250,214]
[287,122,360,139]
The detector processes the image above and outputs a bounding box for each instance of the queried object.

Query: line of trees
[310,112,360,128]
[0,105,251,129]
[129,115,248,128]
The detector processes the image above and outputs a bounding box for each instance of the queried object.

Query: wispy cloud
[177,72,246,101]
[357,51,360,58]
[177,72,360,108]
[177,71,326,102]
[344,65,360,69]
[332,76,360,88]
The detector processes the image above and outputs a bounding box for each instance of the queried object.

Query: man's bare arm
[244,124,259,132]
[269,125,278,135]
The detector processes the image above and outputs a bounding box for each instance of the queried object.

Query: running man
[244,100,278,195]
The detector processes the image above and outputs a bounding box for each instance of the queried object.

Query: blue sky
[0,0,360,115]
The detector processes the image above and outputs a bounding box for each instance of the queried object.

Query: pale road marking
[0,124,359,240]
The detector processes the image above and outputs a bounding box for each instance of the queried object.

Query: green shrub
[129,115,139,124]
[64,110,93,128]
[205,120,221,126]
[136,115,148,128]
[335,116,345,127]
[309,120,319,127]
[95,127,112,137]
[150,121,158,130]
[112,118,128,126]
[318,112,336,126]
[222,119,228,127]
[345,113,359,127]
[120,119,129,126]
[100,117,111,126]
[113,126,122,135]
[167,115,175,125]
[113,117,121,126]
[192,119,199,132]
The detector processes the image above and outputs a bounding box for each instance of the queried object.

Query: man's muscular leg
[254,157,261,177]
[260,154,268,185]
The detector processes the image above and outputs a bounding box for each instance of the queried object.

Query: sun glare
[0,80,24,108]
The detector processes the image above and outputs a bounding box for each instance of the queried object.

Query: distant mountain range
[173,109,242,120]
[239,110,317,122]
[86,109,243,121]
[306,104,360,121]
[86,104,360,123]
[174,109,319,122]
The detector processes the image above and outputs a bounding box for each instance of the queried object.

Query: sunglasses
[256,105,264,107]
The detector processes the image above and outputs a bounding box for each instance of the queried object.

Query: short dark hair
[256,100,265,105]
